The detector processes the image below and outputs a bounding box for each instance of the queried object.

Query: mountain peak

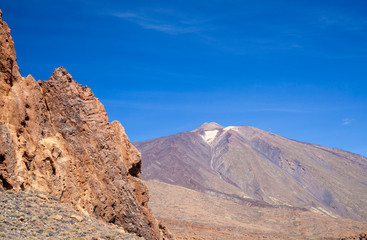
[135,120,367,224]
[193,122,224,132]
[49,67,73,82]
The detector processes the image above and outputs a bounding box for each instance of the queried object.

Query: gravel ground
[0,190,144,240]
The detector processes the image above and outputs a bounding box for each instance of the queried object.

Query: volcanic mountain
[134,122,367,222]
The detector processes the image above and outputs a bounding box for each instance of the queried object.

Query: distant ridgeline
[135,122,367,222]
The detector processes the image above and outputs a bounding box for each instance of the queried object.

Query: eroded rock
[0,9,173,240]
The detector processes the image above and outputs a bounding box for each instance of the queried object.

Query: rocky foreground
[0,189,144,240]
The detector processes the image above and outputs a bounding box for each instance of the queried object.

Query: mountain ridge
[135,122,367,222]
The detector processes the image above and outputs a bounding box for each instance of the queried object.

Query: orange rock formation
[0,10,173,240]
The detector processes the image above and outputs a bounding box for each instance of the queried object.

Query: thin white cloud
[137,22,199,34]
[342,118,353,125]
[317,14,367,32]
[110,11,202,34]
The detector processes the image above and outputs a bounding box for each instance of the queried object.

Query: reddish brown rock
[0,10,173,240]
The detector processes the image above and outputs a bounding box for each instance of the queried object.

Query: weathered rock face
[0,10,173,240]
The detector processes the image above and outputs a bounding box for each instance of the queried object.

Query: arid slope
[147,180,367,240]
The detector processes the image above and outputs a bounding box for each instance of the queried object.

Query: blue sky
[1,0,367,156]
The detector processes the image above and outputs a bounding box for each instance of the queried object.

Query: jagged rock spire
[0,9,20,91]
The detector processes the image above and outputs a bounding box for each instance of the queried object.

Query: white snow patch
[224,126,239,132]
[201,130,219,143]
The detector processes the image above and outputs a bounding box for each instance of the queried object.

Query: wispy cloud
[97,2,367,58]
[317,14,367,32]
[342,118,353,125]
[109,10,204,34]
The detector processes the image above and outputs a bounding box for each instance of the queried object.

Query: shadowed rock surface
[0,10,173,240]
[135,122,367,222]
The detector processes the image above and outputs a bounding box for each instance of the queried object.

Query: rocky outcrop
[0,10,173,240]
